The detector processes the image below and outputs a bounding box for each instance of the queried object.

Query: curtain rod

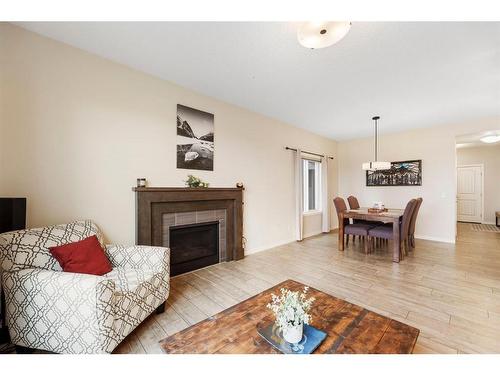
[285,147,334,160]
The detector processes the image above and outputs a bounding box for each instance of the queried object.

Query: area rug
[471,224,500,233]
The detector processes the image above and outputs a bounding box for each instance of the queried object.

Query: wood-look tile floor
[115,223,500,354]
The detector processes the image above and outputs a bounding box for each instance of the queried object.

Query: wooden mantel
[133,187,244,261]
[132,187,244,192]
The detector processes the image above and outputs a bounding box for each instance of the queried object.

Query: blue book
[257,323,327,354]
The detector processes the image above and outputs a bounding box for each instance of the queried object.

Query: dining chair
[348,195,385,246]
[408,197,423,251]
[347,196,361,210]
[334,197,375,254]
[367,199,417,259]
[347,195,365,242]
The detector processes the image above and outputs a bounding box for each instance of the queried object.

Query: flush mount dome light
[480,134,500,144]
[297,21,352,49]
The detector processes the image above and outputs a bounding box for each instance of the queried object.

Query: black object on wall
[0,197,27,344]
[0,197,27,234]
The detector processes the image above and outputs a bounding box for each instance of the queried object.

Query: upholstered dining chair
[348,195,385,246]
[334,197,375,254]
[367,199,417,259]
[346,195,363,243]
[347,195,361,210]
[378,197,422,251]
[408,198,423,250]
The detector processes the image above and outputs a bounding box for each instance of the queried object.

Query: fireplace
[133,187,244,275]
[169,221,219,276]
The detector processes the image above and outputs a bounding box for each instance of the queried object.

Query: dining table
[339,207,405,262]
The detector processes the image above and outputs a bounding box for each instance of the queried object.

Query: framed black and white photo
[366,160,422,186]
[176,104,214,171]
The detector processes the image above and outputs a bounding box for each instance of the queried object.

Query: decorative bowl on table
[368,207,388,213]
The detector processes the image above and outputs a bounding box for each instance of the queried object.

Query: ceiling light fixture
[480,134,500,144]
[297,22,351,49]
[362,116,391,171]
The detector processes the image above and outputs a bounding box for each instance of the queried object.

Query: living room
[1,0,500,373]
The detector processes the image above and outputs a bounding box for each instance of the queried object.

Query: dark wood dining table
[339,207,405,262]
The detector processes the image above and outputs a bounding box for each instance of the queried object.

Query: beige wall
[0,23,338,254]
[457,144,500,224]
[338,118,500,243]
[0,74,4,193]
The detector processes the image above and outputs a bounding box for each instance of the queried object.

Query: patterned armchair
[0,220,170,354]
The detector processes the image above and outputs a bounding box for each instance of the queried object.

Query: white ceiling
[15,22,500,140]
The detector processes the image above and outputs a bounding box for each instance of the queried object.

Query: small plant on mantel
[185,175,210,188]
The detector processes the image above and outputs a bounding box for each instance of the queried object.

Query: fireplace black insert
[169,221,219,276]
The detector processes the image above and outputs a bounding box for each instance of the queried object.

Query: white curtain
[321,156,330,233]
[294,148,304,241]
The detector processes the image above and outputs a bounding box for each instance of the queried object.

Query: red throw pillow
[49,235,112,276]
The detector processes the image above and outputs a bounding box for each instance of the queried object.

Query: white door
[457,165,483,223]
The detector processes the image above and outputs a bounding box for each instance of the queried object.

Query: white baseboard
[482,221,495,225]
[244,238,295,256]
[327,227,454,244]
[415,234,455,244]
[244,231,455,256]
[244,229,336,256]
[303,230,323,238]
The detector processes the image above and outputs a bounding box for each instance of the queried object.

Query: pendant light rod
[362,115,390,171]
[373,116,380,162]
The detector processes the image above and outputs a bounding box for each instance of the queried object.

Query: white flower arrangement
[267,287,315,330]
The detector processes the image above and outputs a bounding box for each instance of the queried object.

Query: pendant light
[362,116,391,171]
[297,22,351,49]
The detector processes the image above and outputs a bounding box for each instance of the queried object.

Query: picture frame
[366,160,422,186]
[176,104,214,171]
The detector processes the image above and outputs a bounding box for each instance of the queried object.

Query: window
[303,159,321,213]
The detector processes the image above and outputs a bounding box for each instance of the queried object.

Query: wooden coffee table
[160,280,419,354]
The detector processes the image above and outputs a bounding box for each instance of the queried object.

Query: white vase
[282,322,304,344]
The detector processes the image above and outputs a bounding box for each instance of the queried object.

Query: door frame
[457,164,484,223]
